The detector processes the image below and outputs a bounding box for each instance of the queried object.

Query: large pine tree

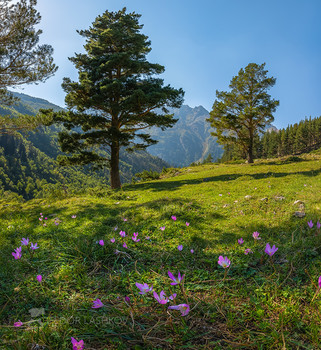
[45,8,184,189]
[207,63,279,163]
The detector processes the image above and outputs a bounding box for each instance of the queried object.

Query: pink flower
[318,276,321,288]
[132,232,140,242]
[317,221,321,229]
[125,296,130,303]
[98,240,104,246]
[177,245,183,251]
[14,320,23,327]
[119,231,126,237]
[160,226,165,231]
[171,216,177,221]
[123,242,128,249]
[252,231,261,240]
[265,243,278,256]
[110,238,115,243]
[190,249,194,254]
[92,298,104,308]
[218,256,231,268]
[244,248,253,255]
[71,337,84,350]
[168,270,184,285]
[153,290,169,304]
[145,236,150,240]
[123,218,128,222]
[168,293,177,300]
[168,304,190,316]
[135,282,153,295]
[12,247,22,260]
[238,238,244,245]
[308,220,314,228]
[71,215,77,219]
[21,238,29,246]
[36,275,42,283]
[30,242,39,250]
[186,222,190,227]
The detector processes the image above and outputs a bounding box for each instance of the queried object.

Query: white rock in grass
[294,211,306,218]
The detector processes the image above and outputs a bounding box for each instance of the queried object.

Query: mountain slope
[147,105,224,166]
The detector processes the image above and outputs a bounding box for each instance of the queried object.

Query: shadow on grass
[124,166,321,192]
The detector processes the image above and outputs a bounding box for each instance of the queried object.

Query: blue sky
[15,0,321,129]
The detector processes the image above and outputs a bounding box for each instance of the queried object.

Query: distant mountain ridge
[147,105,224,167]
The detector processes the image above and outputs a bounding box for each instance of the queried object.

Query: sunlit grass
[1,154,321,349]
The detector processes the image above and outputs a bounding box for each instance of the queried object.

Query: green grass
[1,154,321,349]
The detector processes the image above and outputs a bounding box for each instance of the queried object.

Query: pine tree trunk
[247,136,254,163]
[110,140,121,189]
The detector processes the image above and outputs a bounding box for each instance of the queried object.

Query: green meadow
[1,153,321,349]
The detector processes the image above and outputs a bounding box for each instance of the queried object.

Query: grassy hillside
[1,153,321,349]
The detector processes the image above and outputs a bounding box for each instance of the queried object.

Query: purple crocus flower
[14,320,23,327]
[30,242,39,250]
[218,256,231,268]
[244,248,253,255]
[317,221,321,229]
[92,298,104,308]
[168,293,177,300]
[238,238,244,245]
[190,249,194,254]
[308,220,314,228]
[119,231,126,237]
[125,296,130,303]
[12,247,22,260]
[123,242,128,249]
[71,215,77,219]
[177,245,183,251]
[265,243,278,256]
[168,270,184,285]
[71,337,84,350]
[318,276,321,288]
[36,275,42,283]
[153,290,169,304]
[21,238,29,246]
[186,222,190,227]
[160,226,165,231]
[168,304,190,316]
[135,282,153,295]
[132,232,140,242]
[98,240,104,246]
[253,231,261,240]
[171,216,177,221]
[110,238,115,243]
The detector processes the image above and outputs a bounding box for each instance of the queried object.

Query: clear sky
[14,0,321,129]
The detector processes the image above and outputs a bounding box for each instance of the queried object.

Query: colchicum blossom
[318,276,321,288]
[123,242,128,249]
[218,256,231,268]
[71,337,84,350]
[317,221,321,229]
[119,231,126,237]
[132,232,140,242]
[252,231,261,240]
[244,248,253,255]
[238,238,244,245]
[168,304,190,316]
[12,247,22,260]
[14,320,23,327]
[110,238,115,243]
[308,220,314,228]
[98,240,104,246]
[186,222,190,227]
[92,298,104,308]
[171,216,177,221]
[160,226,165,231]
[135,282,153,295]
[30,242,39,250]
[71,215,77,219]
[153,290,169,304]
[177,245,183,251]
[21,238,29,246]
[168,271,185,285]
[190,249,194,254]
[265,243,278,256]
[36,275,42,283]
